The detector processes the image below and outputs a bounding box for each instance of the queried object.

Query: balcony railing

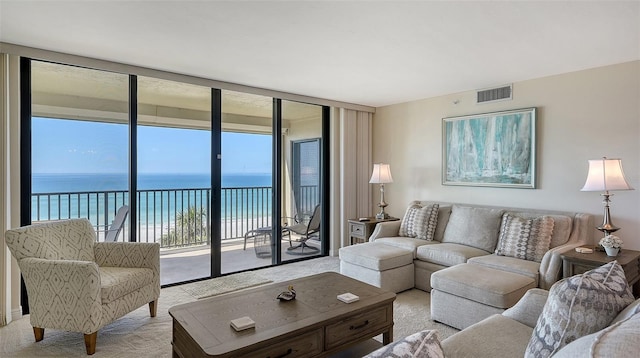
[31,185,318,249]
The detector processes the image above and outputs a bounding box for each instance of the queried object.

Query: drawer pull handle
[350,320,369,330]
[268,348,292,358]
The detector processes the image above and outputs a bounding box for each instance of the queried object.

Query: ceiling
[1,1,639,108]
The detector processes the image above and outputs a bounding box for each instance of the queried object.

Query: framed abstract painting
[442,108,536,188]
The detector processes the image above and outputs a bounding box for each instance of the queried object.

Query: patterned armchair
[5,218,160,355]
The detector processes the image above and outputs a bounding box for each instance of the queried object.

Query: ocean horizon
[31,173,273,230]
[32,172,272,193]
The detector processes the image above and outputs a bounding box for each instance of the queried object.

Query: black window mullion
[19,57,32,314]
[321,105,330,256]
[273,98,282,265]
[211,88,222,277]
[129,75,138,242]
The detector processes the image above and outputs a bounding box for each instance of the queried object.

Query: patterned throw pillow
[399,203,439,240]
[364,330,444,358]
[495,214,554,262]
[524,261,635,358]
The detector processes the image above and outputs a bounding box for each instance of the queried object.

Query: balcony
[32,185,320,284]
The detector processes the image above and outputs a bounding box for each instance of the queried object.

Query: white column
[1,53,22,326]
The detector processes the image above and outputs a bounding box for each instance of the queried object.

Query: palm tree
[161,206,208,247]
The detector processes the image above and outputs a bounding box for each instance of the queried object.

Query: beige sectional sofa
[366,287,640,358]
[443,290,640,357]
[339,201,593,330]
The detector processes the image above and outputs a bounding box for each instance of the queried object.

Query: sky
[32,117,272,174]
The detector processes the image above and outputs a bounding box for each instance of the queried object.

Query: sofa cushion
[416,243,490,266]
[525,261,634,358]
[468,254,540,286]
[442,314,533,358]
[553,310,640,358]
[431,263,536,309]
[399,203,440,241]
[433,204,452,242]
[338,242,413,271]
[442,205,504,252]
[100,267,155,304]
[375,237,438,258]
[612,297,640,324]
[505,211,572,248]
[495,214,554,262]
[364,329,444,358]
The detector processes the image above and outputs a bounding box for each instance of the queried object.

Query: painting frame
[442,107,536,189]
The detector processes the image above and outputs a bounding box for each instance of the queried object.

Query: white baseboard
[0,307,21,326]
[11,307,22,319]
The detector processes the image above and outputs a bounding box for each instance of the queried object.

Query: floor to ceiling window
[24,58,329,291]
[30,60,129,240]
[137,76,212,285]
[281,100,324,262]
[220,90,274,273]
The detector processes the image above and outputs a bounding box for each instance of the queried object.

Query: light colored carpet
[180,271,272,299]
[0,256,458,357]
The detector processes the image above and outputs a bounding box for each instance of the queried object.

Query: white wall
[372,61,640,250]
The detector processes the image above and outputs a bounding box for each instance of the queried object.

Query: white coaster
[230,316,255,331]
[337,292,359,303]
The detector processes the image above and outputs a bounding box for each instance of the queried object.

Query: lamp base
[375,212,390,220]
[597,193,620,237]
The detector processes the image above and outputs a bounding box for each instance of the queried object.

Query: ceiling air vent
[476,84,512,104]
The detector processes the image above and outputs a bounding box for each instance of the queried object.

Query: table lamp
[581,157,634,236]
[370,163,393,219]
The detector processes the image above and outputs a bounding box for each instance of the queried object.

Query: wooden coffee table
[169,272,396,358]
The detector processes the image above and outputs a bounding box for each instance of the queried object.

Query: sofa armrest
[369,221,402,242]
[502,288,549,328]
[538,241,586,289]
[19,257,103,333]
[94,242,160,273]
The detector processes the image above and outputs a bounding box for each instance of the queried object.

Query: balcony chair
[104,205,129,242]
[286,204,321,255]
[4,218,160,355]
[243,226,292,258]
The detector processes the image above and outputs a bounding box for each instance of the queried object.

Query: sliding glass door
[137,76,212,285]
[281,100,324,262]
[25,58,329,292]
[220,90,274,273]
[30,61,129,239]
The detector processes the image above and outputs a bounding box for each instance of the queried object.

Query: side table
[348,217,399,245]
[561,248,640,297]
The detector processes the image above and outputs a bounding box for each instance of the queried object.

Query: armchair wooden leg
[149,300,157,317]
[84,332,97,355]
[33,327,44,342]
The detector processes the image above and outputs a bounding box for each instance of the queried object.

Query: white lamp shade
[370,163,394,184]
[581,158,634,192]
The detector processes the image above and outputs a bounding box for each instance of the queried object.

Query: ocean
[32,173,271,193]
[31,173,273,231]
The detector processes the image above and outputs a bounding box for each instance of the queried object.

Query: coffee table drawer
[246,328,323,358]
[325,306,392,350]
